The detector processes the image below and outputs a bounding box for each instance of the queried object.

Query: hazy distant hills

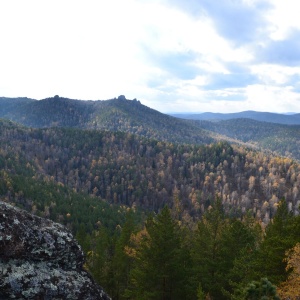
[1,96,94,128]
[0,97,35,115]
[169,111,300,161]
[171,111,300,125]
[195,118,300,160]
[0,95,213,145]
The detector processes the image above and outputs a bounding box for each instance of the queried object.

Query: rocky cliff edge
[0,201,111,300]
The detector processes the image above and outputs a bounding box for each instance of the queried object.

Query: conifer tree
[127,206,191,300]
[244,278,280,300]
[192,199,262,299]
[113,210,137,299]
[219,216,262,296]
[191,197,227,299]
[254,199,300,284]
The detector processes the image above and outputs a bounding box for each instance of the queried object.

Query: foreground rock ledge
[0,201,111,300]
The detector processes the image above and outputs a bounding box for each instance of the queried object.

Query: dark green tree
[244,278,280,300]
[191,197,227,299]
[113,210,137,299]
[84,227,117,297]
[127,206,191,300]
[219,216,262,297]
[192,199,262,299]
[253,199,300,284]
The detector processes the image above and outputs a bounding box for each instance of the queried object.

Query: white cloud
[251,64,300,85]
[267,0,300,40]
[245,84,300,112]
[1,0,300,113]
[0,0,148,98]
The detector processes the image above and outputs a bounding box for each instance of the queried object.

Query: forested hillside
[1,118,300,225]
[196,118,300,161]
[0,96,213,145]
[0,97,35,115]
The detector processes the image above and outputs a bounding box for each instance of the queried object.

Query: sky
[1,0,300,113]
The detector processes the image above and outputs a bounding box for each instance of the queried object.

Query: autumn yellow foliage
[278,243,300,299]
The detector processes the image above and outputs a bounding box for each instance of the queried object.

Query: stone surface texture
[0,201,111,300]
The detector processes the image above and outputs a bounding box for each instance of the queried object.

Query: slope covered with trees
[196,118,300,161]
[0,97,35,115]
[1,119,300,225]
[0,96,213,145]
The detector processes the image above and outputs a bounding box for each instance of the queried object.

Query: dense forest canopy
[1,119,300,225]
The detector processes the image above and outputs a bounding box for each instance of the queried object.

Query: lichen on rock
[0,201,111,299]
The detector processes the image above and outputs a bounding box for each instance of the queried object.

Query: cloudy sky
[1,0,300,113]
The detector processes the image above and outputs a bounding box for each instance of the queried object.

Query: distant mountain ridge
[0,97,35,115]
[171,110,300,125]
[0,95,213,145]
[3,95,300,161]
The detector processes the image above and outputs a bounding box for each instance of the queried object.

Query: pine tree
[127,206,191,300]
[113,210,137,299]
[191,197,227,299]
[219,216,262,297]
[254,199,300,284]
[244,278,280,300]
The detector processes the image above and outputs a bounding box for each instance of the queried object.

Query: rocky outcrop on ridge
[0,201,111,300]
